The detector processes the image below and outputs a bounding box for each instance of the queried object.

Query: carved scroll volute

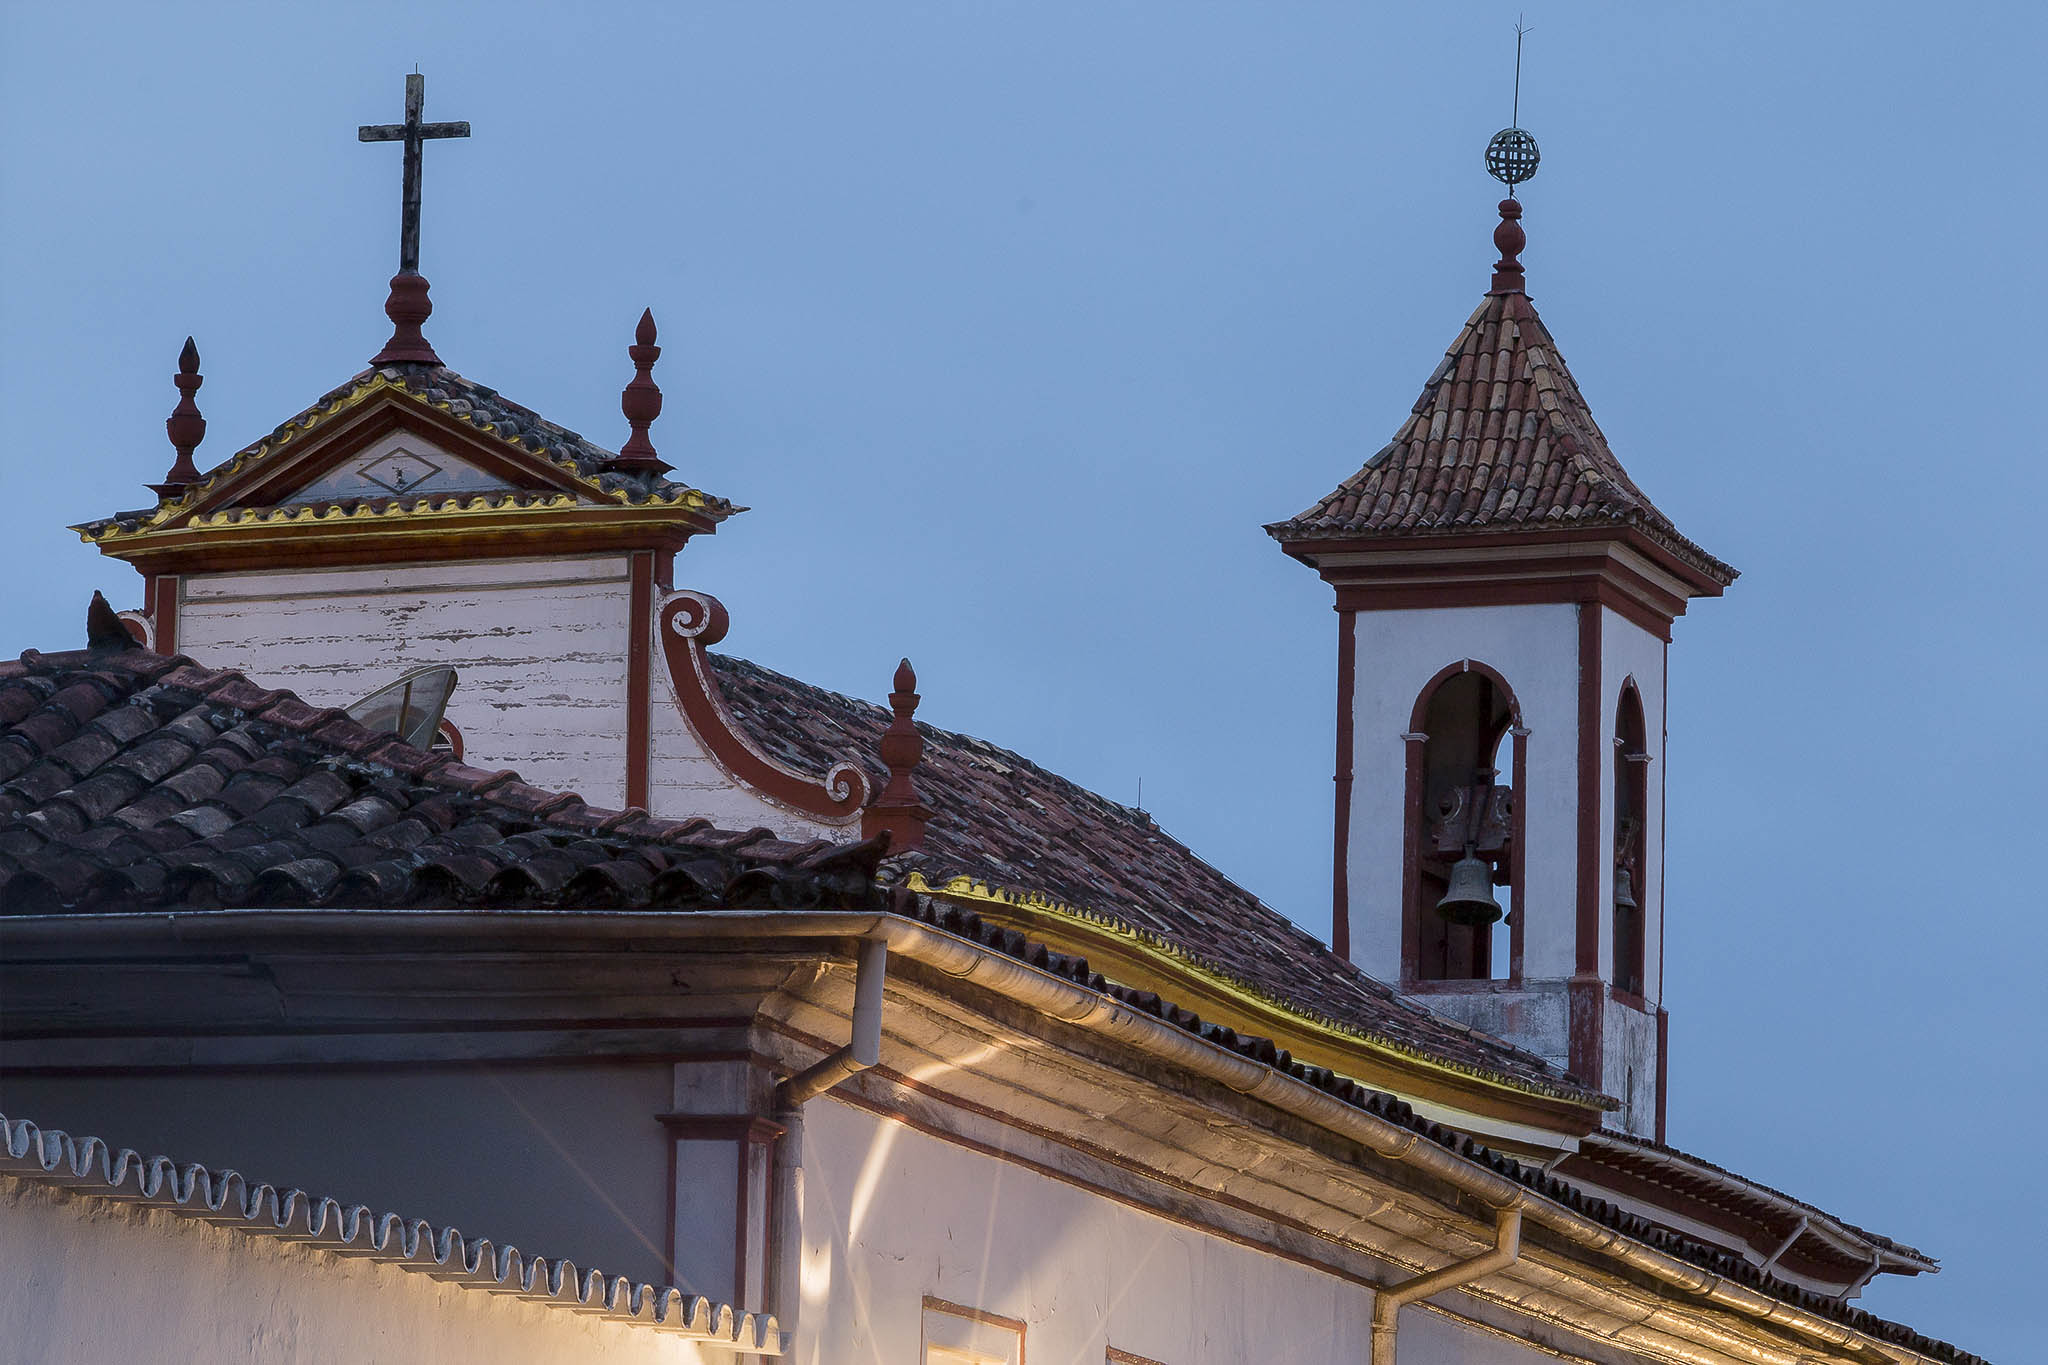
[1431,783,1514,856]
[655,588,868,821]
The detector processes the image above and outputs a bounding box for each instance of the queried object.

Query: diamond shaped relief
[356,448,445,495]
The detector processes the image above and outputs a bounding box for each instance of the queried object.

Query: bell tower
[1268,167,1736,1137]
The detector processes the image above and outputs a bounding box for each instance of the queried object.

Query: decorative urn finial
[149,336,207,498]
[370,271,443,366]
[1489,198,1527,296]
[862,657,933,851]
[607,308,673,477]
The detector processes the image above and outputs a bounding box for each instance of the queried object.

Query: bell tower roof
[1267,200,1736,598]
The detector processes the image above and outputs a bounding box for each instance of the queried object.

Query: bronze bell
[1613,866,1638,913]
[1435,854,1503,926]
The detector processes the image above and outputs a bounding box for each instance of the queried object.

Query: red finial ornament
[608,308,672,477]
[149,337,207,498]
[370,271,444,366]
[1488,199,1527,296]
[862,658,933,851]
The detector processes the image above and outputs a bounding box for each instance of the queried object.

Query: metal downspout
[778,937,888,1107]
[1368,1206,1523,1365]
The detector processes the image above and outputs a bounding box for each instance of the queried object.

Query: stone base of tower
[1406,979,1662,1137]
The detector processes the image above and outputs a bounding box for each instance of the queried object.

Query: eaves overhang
[0,904,1982,1365]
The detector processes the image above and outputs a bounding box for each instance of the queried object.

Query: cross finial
[607,308,674,477]
[149,336,206,499]
[359,73,469,367]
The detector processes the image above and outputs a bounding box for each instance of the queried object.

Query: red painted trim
[1406,658,1525,732]
[1575,606,1603,976]
[923,1295,1027,1364]
[1331,611,1356,960]
[626,551,653,809]
[656,590,866,821]
[434,719,464,760]
[1508,726,1528,982]
[1281,522,1733,600]
[150,575,179,656]
[1655,1006,1670,1144]
[656,1114,787,1142]
[1570,603,1606,1088]
[1568,974,1606,1091]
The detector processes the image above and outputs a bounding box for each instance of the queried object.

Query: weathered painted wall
[0,1177,730,1365]
[178,556,636,806]
[794,1098,1558,1365]
[0,1064,675,1291]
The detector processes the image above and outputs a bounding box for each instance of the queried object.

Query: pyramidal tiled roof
[1267,217,1734,586]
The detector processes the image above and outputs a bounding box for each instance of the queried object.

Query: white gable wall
[178,556,636,807]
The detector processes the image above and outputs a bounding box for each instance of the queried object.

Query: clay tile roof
[72,362,739,541]
[0,645,883,913]
[706,653,1601,1104]
[1265,288,1736,586]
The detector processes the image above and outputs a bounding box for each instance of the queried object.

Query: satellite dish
[344,665,458,751]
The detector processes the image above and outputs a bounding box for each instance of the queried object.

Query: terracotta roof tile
[73,364,738,541]
[1267,290,1735,585]
[705,653,1597,1101]
[0,646,885,914]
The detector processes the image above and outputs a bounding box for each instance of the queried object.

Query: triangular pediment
[161,374,600,528]
[75,366,740,567]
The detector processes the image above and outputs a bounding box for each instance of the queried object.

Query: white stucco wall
[0,1177,734,1365]
[1346,604,1582,985]
[178,556,636,807]
[1596,605,1668,1004]
[795,1099,1555,1365]
[648,670,847,843]
[0,1064,677,1291]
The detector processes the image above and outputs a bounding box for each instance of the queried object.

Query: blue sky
[3,3,2039,1353]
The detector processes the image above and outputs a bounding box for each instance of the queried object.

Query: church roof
[705,653,1599,1105]
[0,640,878,913]
[74,362,735,546]
[1265,217,1735,588]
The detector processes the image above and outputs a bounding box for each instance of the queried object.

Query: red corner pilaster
[862,659,932,851]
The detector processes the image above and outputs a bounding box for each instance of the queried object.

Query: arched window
[1612,683,1649,998]
[1405,663,1521,983]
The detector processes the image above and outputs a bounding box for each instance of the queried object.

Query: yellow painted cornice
[904,871,1612,1126]
[75,372,725,546]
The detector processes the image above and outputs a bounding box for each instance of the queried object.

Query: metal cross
[357,73,470,275]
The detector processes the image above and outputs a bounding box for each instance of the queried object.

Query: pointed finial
[1489,199,1527,295]
[608,307,673,477]
[86,591,130,653]
[149,337,208,498]
[862,657,933,851]
[370,271,443,366]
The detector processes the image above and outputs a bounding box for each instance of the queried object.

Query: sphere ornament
[1485,127,1541,189]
